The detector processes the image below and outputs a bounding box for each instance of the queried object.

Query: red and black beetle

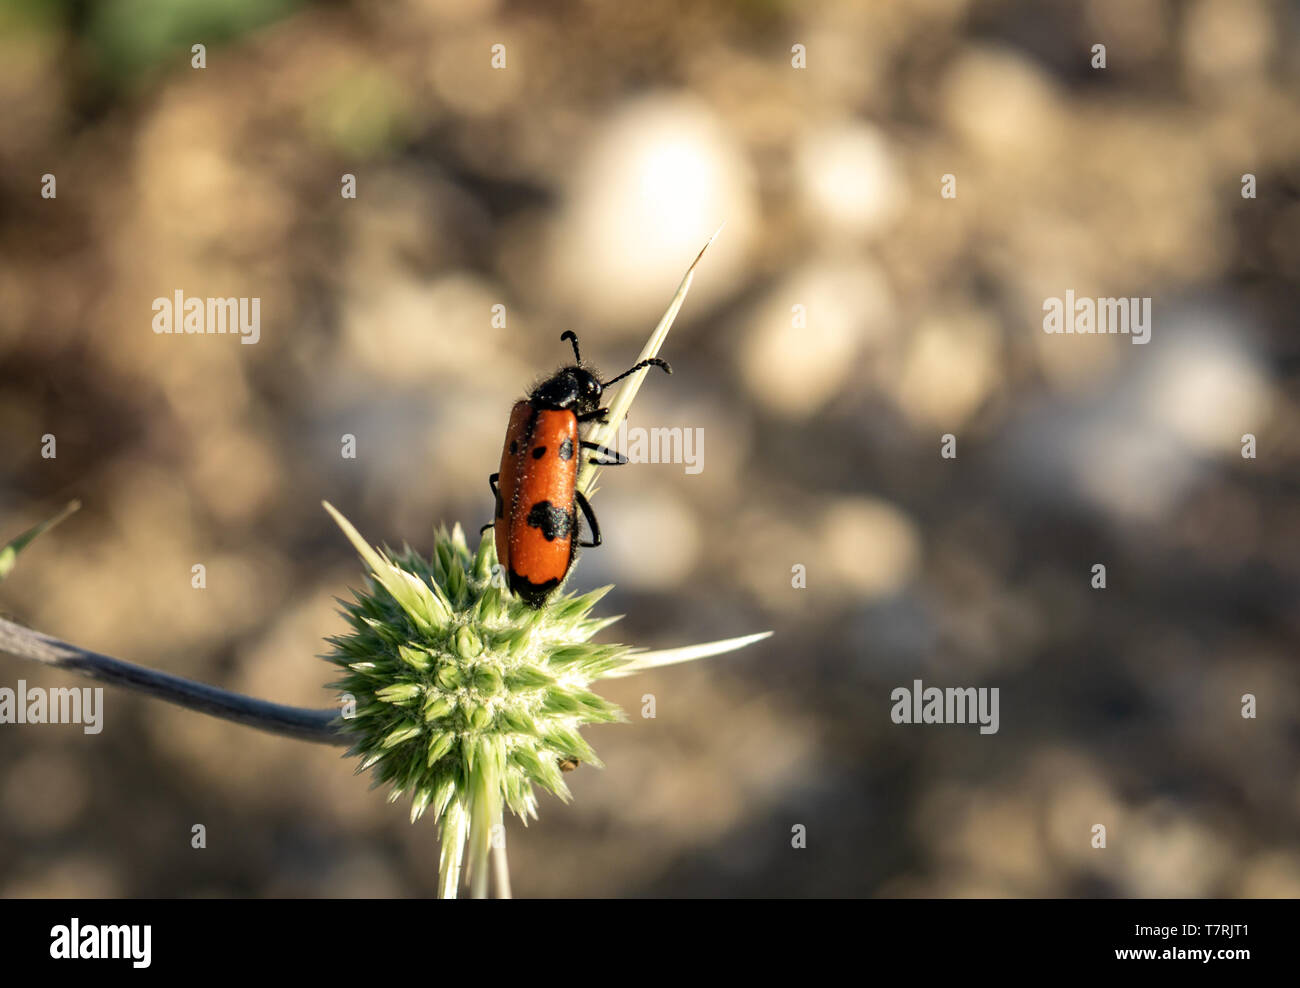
[484,331,670,607]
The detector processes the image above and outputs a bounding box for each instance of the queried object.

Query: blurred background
[1,0,1298,897]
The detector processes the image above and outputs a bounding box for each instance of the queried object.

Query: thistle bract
[323,506,630,895]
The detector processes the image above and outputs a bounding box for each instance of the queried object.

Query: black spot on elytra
[509,570,561,608]
[509,439,518,455]
[558,437,574,461]
[532,445,547,460]
[526,500,571,541]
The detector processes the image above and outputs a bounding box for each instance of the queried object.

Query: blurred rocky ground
[0,0,1297,896]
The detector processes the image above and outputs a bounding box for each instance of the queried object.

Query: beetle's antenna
[560,331,581,363]
[602,358,671,388]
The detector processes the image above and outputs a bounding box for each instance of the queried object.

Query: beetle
[483,331,671,608]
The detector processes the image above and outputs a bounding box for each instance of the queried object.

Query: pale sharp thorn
[577,225,723,497]
[605,629,771,678]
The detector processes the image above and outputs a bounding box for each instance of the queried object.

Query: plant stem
[438,803,468,899]
[0,616,344,745]
[491,813,512,899]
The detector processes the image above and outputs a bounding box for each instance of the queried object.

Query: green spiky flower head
[323,504,630,897]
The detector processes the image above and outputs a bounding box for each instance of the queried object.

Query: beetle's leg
[576,407,609,423]
[574,490,602,548]
[581,441,627,466]
[480,472,502,534]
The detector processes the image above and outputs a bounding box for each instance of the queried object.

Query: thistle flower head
[323,501,769,898]
[322,504,643,893]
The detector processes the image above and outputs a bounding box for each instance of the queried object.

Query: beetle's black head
[530,365,604,415]
[529,331,671,415]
